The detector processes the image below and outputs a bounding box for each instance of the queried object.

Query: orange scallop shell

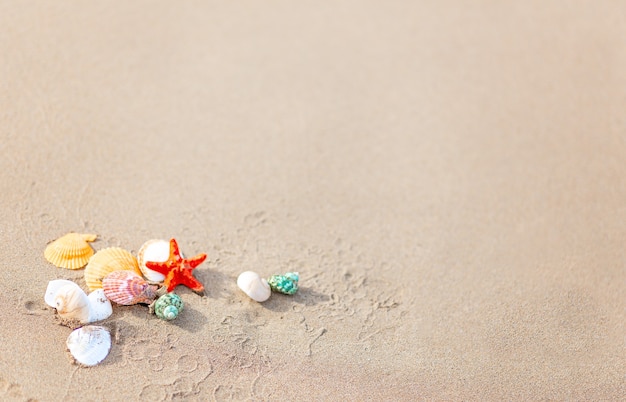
[84,247,142,291]
[102,270,158,305]
[44,233,97,269]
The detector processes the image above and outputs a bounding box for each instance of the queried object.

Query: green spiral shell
[154,293,184,321]
[267,272,299,295]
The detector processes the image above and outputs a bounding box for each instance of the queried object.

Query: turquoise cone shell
[267,272,299,295]
[154,293,184,321]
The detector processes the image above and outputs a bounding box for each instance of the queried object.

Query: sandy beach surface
[1,1,625,400]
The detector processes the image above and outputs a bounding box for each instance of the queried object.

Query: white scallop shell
[45,281,91,323]
[66,325,111,367]
[237,271,271,302]
[137,239,169,282]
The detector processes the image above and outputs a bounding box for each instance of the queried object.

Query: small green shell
[267,272,299,295]
[154,293,184,321]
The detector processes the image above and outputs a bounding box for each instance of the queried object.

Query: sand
[1,1,625,400]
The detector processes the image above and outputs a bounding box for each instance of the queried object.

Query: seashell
[153,293,184,321]
[84,247,142,291]
[137,239,169,283]
[44,280,113,324]
[66,325,111,367]
[237,271,271,302]
[102,270,158,305]
[87,289,113,323]
[267,272,299,295]
[44,233,97,269]
[44,279,77,306]
[45,280,91,323]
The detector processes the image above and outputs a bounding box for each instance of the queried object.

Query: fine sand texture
[1,2,625,401]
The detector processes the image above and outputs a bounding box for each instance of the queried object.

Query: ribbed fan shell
[102,270,157,305]
[84,247,141,291]
[44,233,97,269]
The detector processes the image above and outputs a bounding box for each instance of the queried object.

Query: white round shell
[137,239,169,282]
[237,271,271,302]
[66,325,111,367]
[87,289,113,323]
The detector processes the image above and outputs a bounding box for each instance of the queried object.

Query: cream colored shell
[137,239,169,283]
[44,233,97,269]
[44,280,113,324]
[237,271,271,302]
[87,289,113,323]
[45,280,91,323]
[84,247,141,291]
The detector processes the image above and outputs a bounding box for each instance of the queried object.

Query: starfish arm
[163,270,179,292]
[145,261,172,276]
[169,238,183,262]
[187,253,207,268]
[180,272,204,292]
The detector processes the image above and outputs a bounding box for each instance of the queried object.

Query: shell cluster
[42,235,201,367]
[43,232,312,367]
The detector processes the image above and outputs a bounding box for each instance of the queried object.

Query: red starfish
[145,238,207,294]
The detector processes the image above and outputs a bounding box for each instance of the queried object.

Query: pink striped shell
[102,270,158,305]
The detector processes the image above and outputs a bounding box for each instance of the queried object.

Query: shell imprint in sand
[84,247,141,291]
[137,239,169,283]
[44,280,113,324]
[102,270,158,305]
[66,325,111,367]
[44,233,97,269]
[152,293,184,321]
[267,272,300,295]
[237,271,271,302]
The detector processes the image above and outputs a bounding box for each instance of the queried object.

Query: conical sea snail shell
[66,325,111,367]
[45,280,91,323]
[44,280,113,324]
[267,272,299,295]
[237,271,271,302]
[102,270,158,305]
[84,247,142,291]
[137,239,169,283]
[152,293,184,321]
[44,233,97,269]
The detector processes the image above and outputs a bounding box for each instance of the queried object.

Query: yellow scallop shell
[44,233,98,269]
[84,247,141,291]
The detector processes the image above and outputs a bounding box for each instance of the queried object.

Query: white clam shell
[66,325,111,367]
[137,239,169,283]
[87,289,113,323]
[237,271,271,302]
